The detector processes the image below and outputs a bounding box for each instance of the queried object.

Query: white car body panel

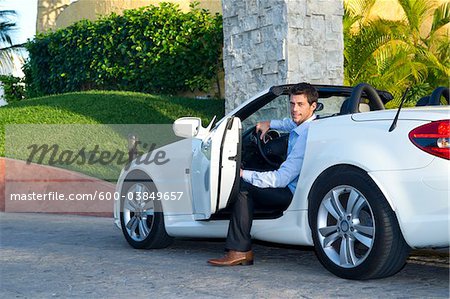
[163,210,312,245]
[114,90,450,249]
[216,118,241,211]
[369,157,449,247]
[190,138,211,218]
[114,138,195,227]
[292,109,449,248]
[190,117,241,219]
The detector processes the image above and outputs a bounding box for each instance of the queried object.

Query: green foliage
[0,75,25,102]
[0,10,20,74]
[24,2,223,97]
[0,10,16,47]
[0,90,225,157]
[1,90,223,180]
[344,0,450,107]
[384,100,416,109]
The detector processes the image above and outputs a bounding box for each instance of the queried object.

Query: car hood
[351,107,450,122]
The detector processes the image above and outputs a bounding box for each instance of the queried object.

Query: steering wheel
[255,130,287,168]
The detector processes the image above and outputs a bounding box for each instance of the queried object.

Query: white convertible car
[114,83,449,279]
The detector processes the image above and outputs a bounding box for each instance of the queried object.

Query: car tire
[120,170,173,249]
[308,166,410,280]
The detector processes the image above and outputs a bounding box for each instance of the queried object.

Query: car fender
[114,138,195,227]
[289,115,434,213]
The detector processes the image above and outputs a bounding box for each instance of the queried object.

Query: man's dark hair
[290,82,319,105]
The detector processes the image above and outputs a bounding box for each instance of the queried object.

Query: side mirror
[173,117,202,138]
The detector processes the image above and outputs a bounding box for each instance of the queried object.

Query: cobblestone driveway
[0,213,448,298]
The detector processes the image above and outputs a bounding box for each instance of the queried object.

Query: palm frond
[0,47,25,75]
[345,0,377,19]
[0,10,17,48]
[344,18,407,84]
[397,0,432,32]
[435,37,450,64]
[417,46,450,77]
[343,5,363,35]
[375,43,427,83]
[430,2,450,35]
[344,0,449,96]
[344,0,377,30]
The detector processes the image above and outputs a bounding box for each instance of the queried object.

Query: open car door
[191,117,241,219]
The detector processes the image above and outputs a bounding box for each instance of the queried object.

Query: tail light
[409,120,450,160]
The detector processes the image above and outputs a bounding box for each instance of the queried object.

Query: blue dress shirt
[242,114,316,194]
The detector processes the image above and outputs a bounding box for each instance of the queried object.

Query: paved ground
[0,212,448,298]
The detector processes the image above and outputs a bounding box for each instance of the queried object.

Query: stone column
[222,0,344,112]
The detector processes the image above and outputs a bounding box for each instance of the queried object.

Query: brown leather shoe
[207,250,254,266]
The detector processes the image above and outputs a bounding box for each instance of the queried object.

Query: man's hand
[240,168,243,177]
[255,121,270,140]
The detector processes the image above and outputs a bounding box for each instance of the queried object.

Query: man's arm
[241,132,307,188]
[256,118,296,139]
[269,119,297,132]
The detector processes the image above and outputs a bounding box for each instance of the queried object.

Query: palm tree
[344,0,450,105]
[0,10,20,74]
[0,10,15,45]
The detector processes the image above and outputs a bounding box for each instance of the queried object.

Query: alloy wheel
[316,185,375,268]
[122,183,155,242]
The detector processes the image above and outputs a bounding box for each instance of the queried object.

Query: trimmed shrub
[24,2,223,97]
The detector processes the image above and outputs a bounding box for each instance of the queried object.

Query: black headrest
[416,96,430,106]
[340,98,350,114]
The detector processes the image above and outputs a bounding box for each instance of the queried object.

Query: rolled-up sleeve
[242,141,306,188]
[242,169,255,183]
[270,118,296,132]
[242,169,278,188]
[242,117,312,190]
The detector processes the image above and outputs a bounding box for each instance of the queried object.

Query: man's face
[290,93,317,125]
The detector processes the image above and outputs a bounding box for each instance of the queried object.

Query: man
[208,82,319,266]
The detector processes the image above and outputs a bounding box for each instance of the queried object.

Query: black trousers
[225,180,293,252]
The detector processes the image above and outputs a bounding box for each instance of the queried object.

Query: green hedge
[24,2,223,97]
[0,75,26,103]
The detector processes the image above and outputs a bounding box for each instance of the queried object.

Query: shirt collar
[292,114,316,134]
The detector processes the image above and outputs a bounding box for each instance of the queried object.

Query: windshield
[241,95,290,132]
[240,94,350,132]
